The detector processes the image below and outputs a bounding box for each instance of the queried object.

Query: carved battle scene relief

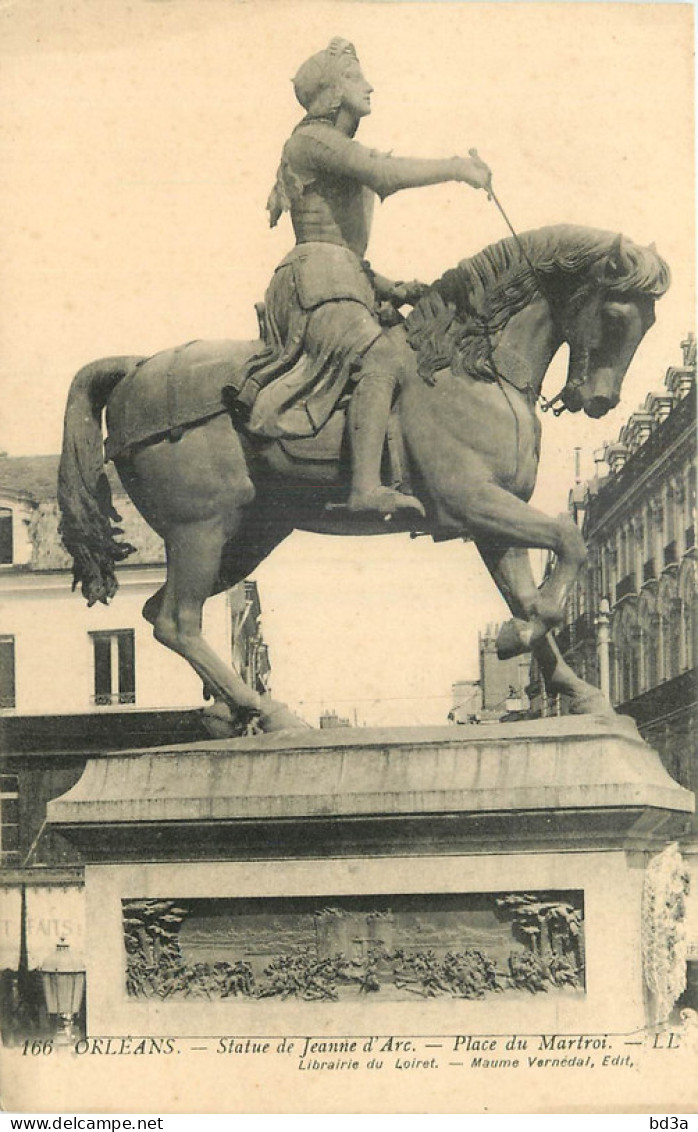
[121,891,585,1003]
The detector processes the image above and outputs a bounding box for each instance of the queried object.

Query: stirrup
[325,489,426,527]
[346,487,425,517]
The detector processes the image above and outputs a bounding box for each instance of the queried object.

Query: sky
[0,0,694,725]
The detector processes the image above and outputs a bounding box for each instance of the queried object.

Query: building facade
[319,710,352,729]
[0,454,271,1039]
[552,333,697,1009]
[555,334,696,797]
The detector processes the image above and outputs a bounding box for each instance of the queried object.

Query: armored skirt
[237,242,382,439]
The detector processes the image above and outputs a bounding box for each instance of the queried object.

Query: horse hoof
[567,692,616,717]
[496,618,534,659]
[258,699,313,733]
[200,701,245,739]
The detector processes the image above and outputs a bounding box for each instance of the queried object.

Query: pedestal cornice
[45,716,694,861]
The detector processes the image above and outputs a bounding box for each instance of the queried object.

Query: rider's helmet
[293,37,358,119]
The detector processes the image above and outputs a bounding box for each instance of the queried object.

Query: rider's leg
[347,338,425,517]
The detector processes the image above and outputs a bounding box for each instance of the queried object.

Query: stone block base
[46,716,694,1037]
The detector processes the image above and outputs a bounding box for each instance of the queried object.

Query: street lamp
[39,938,85,1044]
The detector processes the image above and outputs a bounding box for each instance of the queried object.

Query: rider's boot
[346,372,425,517]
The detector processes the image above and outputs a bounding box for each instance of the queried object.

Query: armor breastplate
[269,122,379,258]
[290,178,375,259]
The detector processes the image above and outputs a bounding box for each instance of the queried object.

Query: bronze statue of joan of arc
[59,37,669,734]
[230,37,492,518]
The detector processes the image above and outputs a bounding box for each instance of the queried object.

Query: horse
[57,224,670,733]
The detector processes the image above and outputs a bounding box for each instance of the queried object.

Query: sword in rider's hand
[468,149,565,415]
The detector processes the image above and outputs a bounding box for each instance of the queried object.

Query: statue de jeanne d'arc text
[57,38,671,734]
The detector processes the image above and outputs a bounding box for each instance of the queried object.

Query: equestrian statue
[57,38,671,734]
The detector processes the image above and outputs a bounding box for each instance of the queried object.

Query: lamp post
[39,938,85,1044]
[596,597,612,700]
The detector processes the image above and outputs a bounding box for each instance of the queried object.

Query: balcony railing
[663,540,677,567]
[615,572,637,602]
[92,692,136,706]
[642,558,656,583]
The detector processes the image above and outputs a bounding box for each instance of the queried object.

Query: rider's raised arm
[288,123,490,199]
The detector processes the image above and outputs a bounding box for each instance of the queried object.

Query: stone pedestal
[46,715,694,1037]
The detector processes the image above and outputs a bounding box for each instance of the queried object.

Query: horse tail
[58,356,142,606]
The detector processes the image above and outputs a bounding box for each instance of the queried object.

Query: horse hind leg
[142,587,164,628]
[143,585,216,702]
[151,517,308,734]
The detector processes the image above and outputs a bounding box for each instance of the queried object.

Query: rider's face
[338,62,373,119]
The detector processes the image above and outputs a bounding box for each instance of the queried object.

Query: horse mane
[405,224,671,384]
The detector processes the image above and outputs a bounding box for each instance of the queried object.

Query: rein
[488,201,568,415]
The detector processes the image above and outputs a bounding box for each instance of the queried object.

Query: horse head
[407,225,671,416]
[555,234,671,418]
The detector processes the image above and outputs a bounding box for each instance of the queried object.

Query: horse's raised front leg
[477,542,613,715]
[459,479,587,655]
[150,516,308,734]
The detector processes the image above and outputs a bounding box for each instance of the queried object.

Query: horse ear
[603,234,633,280]
[648,241,657,253]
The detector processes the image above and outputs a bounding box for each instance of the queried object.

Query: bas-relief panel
[122,890,585,1004]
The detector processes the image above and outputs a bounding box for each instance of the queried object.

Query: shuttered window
[0,508,12,564]
[0,773,19,864]
[90,630,136,705]
[0,636,15,708]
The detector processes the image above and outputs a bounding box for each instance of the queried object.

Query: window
[665,484,676,544]
[667,602,682,681]
[0,773,20,865]
[683,591,695,671]
[90,630,136,705]
[686,471,696,550]
[0,636,15,709]
[0,508,12,565]
[601,546,610,597]
[619,529,627,578]
[643,509,652,559]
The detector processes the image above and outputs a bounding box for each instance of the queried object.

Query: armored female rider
[233,38,491,518]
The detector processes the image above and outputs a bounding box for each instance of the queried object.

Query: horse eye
[603,307,628,333]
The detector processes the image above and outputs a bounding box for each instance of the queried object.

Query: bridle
[472,151,618,416]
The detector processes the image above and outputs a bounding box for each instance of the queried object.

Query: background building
[450,624,530,724]
[548,334,697,1009]
[319,710,352,730]
[552,334,696,794]
[0,453,271,1038]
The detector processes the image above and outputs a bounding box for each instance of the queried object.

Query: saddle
[104,336,410,491]
[105,338,255,462]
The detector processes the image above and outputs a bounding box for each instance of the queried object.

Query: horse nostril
[562,387,583,412]
[585,396,611,418]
